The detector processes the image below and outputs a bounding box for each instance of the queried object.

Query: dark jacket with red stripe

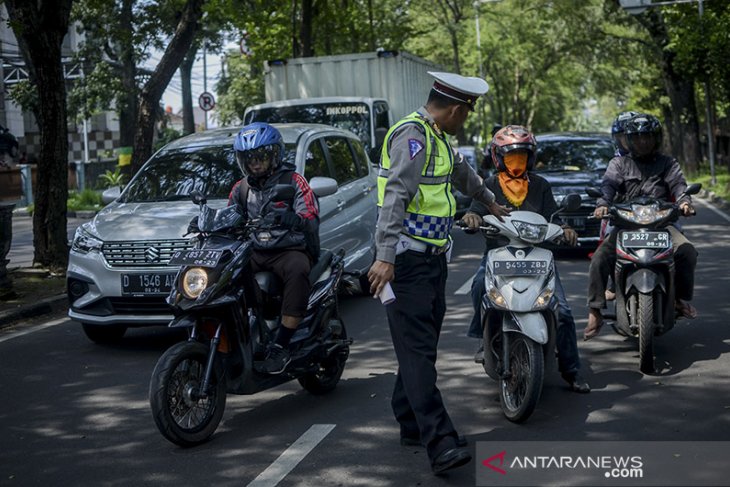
[228,163,319,252]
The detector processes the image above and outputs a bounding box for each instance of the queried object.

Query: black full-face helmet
[624,114,662,159]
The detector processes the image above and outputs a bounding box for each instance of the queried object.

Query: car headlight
[71,226,103,253]
[617,204,672,224]
[532,287,554,309]
[511,220,548,243]
[553,194,566,205]
[182,267,208,299]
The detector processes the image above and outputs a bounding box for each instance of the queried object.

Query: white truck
[243,50,444,161]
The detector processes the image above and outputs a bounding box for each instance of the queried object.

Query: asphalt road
[1,198,729,486]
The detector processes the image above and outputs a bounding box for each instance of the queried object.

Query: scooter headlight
[532,287,554,310]
[511,220,548,243]
[182,267,208,299]
[617,204,672,224]
[487,286,508,309]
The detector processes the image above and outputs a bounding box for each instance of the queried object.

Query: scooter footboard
[504,312,549,345]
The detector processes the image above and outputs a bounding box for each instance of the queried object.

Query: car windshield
[535,138,614,172]
[247,102,371,149]
[121,144,296,203]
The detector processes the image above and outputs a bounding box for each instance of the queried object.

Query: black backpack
[232,170,320,262]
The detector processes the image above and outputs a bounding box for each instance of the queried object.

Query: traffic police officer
[368,72,509,475]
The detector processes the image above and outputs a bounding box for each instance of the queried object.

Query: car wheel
[82,323,127,344]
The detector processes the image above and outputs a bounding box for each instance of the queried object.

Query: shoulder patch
[408,139,425,160]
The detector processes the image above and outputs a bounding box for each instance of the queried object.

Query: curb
[0,294,68,330]
[698,189,730,212]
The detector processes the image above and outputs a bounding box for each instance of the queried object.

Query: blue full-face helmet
[233,122,285,178]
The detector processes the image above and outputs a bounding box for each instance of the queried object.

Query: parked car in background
[533,132,615,248]
[67,124,378,343]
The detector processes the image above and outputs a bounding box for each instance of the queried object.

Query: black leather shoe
[562,373,591,393]
[431,447,472,475]
[401,435,467,447]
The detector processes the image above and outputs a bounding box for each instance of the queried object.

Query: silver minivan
[67,123,377,343]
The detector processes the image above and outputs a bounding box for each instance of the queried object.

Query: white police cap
[428,71,489,110]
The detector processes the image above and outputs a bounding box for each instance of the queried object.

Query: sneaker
[474,343,485,364]
[259,343,291,374]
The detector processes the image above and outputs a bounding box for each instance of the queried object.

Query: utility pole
[203,44,208,130]
[474,0,502,145]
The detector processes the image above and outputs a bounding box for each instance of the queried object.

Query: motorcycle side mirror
[190,191,207,206]
[585,187,602,199]
[562,193,582,212]
[271,184,296,203]
[684,183,702,196]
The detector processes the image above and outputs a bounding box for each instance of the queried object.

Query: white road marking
[247,424,336,487]
[0,317,69,344]
[455,273,476,295]
[695,198,730,223]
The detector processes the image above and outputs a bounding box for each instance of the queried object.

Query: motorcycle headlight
[71,226,103,253]
[617,204,672,224]
[511,220,548,243]
[487,286,507,309]
[532,287,554,310]
[182,267,208,299]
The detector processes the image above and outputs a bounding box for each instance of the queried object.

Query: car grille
[102,239,193,267]
[562,210,601,238]
[108,297,171,314]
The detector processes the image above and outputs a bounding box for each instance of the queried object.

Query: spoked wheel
[298,319,349,395]
[149,341,226,447]
[499,335,544,423]
[637,292,656,374]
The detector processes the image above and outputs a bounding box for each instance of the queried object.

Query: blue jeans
[468,255,581,376]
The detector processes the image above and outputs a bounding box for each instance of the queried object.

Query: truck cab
[244,97,392,164]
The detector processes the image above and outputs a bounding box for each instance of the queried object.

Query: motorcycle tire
[637,292,655,374]
[149,341,227,447]
[499,334,544,423]
[298,319,349,395]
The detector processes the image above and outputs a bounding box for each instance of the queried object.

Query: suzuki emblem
[145,246,161,262]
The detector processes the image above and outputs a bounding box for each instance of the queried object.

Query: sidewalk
[1,211,93,329]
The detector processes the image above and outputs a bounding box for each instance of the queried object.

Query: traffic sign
[198,92,215,111]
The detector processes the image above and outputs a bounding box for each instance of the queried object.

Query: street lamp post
[620,0,717,185]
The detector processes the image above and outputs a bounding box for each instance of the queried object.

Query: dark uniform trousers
[386,250,459,461]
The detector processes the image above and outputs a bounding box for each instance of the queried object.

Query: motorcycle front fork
[496,331,511,380]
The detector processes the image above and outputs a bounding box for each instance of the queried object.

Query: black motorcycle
[587,183,700,373]
[149,186,351,446]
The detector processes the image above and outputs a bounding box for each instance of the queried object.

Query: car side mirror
[563,193,582,212]
[271,184,296,202]
[190,191,207,206]
[309,176,338,198]
[585,187,602,199]
[101,186,121,205]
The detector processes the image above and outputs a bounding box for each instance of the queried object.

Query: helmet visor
[236,145,279,177]
[627,132,658,158]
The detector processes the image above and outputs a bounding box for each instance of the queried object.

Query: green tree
[4,0,74,272]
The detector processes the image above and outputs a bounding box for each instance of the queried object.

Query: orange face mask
[499,151,529,207]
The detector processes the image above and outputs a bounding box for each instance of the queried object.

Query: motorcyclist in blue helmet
[229,122,320,374]
[610,111,639,157]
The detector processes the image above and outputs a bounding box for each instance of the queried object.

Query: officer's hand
[367,260,394,298]
[278,212,303,230]
[679,202,696,217]
[487,201,510,222]
[462,211,483,230]
[562,226,578,247]
[593,206,609,219]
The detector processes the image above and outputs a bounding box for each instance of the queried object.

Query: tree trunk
[639,11,702,174]
[5,0,73,272]
[180,43,198,135]
[301,0,314,57]
[131,0,206,173]
[118,0,137,148]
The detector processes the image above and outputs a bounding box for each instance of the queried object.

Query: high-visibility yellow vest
[377,112,455,247]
